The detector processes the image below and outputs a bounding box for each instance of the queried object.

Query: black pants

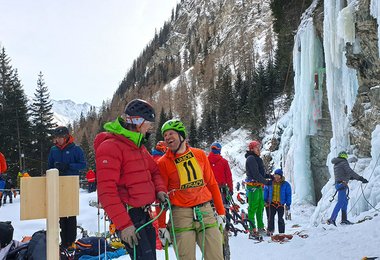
[2,191,12,204]
[60,216,77,247]
[268,204,285,233]
[121,208,156,260]
[88,182,96,193]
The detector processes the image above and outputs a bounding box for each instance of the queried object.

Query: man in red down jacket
[94,99,167,260]
[208,142,233,205]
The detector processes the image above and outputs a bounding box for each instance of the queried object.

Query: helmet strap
[173,132,186,155]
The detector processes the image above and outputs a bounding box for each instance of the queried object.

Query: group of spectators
[0,98,369,260]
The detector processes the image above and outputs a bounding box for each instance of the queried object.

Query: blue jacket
[48,143,86,176]
[264,179,292,209]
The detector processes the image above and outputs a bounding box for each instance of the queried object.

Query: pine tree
[216,66,236,133]
[0,48,32,175]
[188,117,198,147]
[155,107,168,143]
[81,133,95,172]
[30,72,57,175]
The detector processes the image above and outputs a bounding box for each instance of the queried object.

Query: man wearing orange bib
[157,119,225,260]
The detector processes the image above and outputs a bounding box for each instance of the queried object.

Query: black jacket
[331,157,363,183]
[245,151,271,185]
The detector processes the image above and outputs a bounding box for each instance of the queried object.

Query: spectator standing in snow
[157,119,225,260]
[245,140,272,236]
[48,126,86,249]
[85,169,96,193]
[0,152,7,207]
[208,142,233,205]
[2,177,16,205]
[94,99,167,259]
[264,169,291,236]
[327,151,368,226]
[0,152,7,175]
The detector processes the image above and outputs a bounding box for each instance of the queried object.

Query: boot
[341,211,353,225]
[326,219,336,226]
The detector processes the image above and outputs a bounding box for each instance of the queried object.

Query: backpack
[74,237,111,259]
[26,230,46,260]
[5,230,46,260]
[0,221,14,248]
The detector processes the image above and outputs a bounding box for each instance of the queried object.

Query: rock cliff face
[346,0,380,157]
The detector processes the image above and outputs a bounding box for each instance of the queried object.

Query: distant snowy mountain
[27,96,97,126]
[51,99,96,126]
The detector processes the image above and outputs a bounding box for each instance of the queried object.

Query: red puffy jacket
[94,132,166,230]
[86,169,96,183]
[208,152,233,192]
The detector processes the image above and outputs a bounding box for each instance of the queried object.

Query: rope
[348,153,380,214]
[193,206,207,260]
[166,198,180,260]
[132,204,166,260]
[360,184,380,212]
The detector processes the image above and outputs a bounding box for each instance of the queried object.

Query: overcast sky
[0,0,178,106]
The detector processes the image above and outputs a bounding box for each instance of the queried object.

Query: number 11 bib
[174,150,204,189]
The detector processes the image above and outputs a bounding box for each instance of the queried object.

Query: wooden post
[46,169,59,260]
[20,172,79,260]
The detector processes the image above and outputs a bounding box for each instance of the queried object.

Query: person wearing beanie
[263,169,292,236]
[245,140,272,237]
[327,151,368,226]
[208,142,233,205]
[157,119,225,260]
[94,99,167,259]
[48,126,86,249]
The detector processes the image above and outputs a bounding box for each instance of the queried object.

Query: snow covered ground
[1,182,379,260]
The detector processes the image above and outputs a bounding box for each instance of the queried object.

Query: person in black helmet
[48,126,86,249]
[94,99,167,260]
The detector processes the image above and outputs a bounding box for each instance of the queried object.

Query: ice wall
[275,0,323,204]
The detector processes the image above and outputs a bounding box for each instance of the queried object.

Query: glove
[216,215,226,229]
[229,190,234,196]
[158,228,171,246]
[361,177,368,184]
[120,225,140,248]
[54,162,69,173]
[157,191,168,203]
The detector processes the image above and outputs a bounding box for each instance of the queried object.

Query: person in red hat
[245,140,272,238]
[208,142,233,205]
